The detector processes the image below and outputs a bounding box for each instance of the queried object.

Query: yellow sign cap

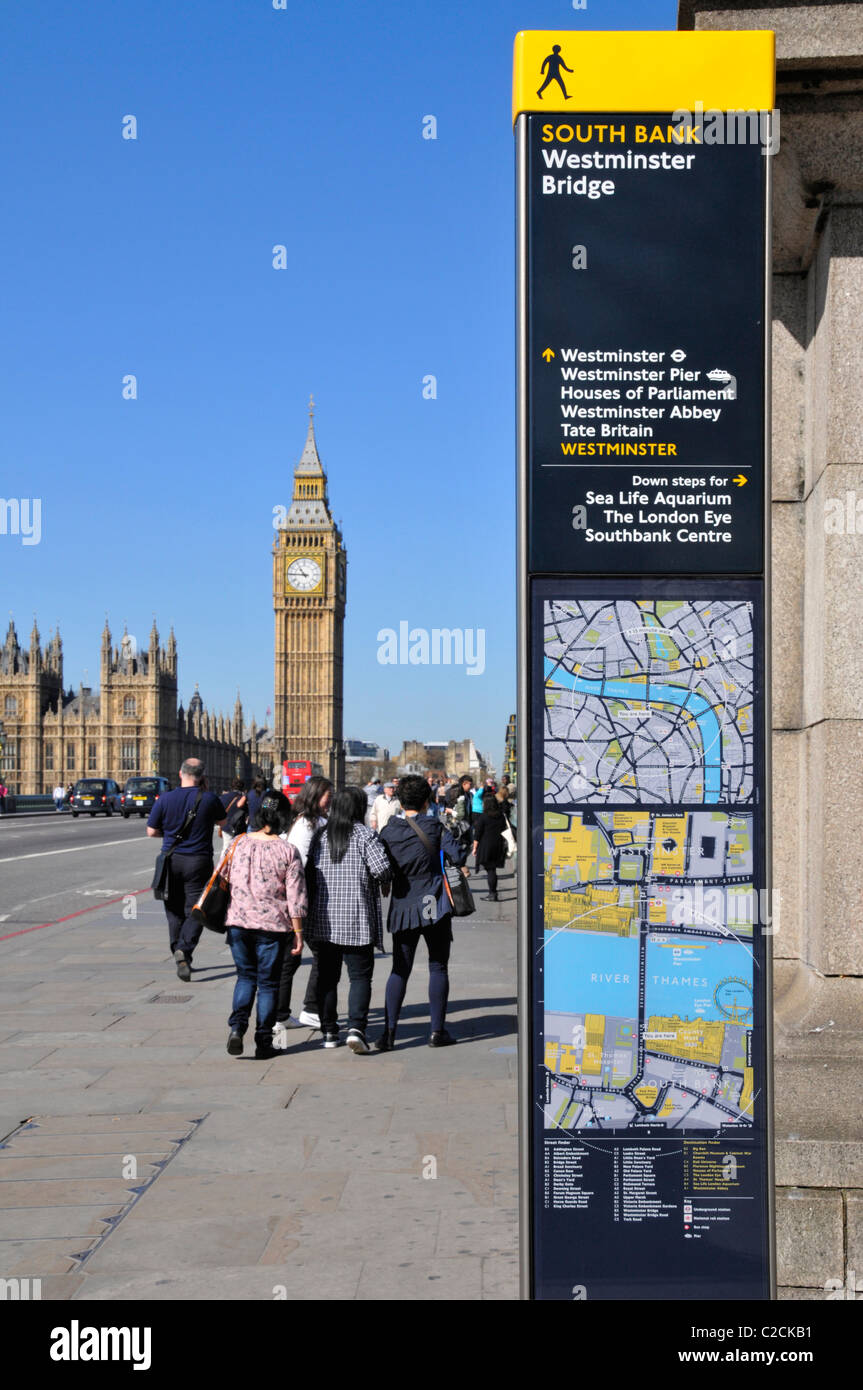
[513,30,775,122]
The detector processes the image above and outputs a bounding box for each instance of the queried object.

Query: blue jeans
[227,926,288,1048]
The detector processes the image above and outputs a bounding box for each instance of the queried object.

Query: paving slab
[0,1204,118,1239]
[0,1155,164,1181]
[0,1240,88,1276]
[354,1256,484,1301]
[76,1260,365,1301]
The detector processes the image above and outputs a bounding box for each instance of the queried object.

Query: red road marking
[0,888,152,942]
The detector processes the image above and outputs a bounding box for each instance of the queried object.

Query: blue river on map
[645,936,753,1021]
[544,932,640,1016]
[544,931,754,1023]
[544,657,723,801]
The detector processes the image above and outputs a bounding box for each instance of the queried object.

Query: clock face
[286,557,322,592]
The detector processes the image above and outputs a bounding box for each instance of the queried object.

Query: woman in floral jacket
[224,791,306,1060]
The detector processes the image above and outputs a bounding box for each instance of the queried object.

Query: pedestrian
[273,774,333,1042]
[363,776,382,825]
[0,781,7,815]
[370,780,400,832]
[219,778,248,853]
[225,790,306,1059]
[65,783,74,805]
[377,774,469,1051]
[471,791,508,902]
[452,774,474,828]
[146,758,227,980]
[53,781,66,813]
[306,785,391,1053]
[245,778,266,827]
[425,774,441,819]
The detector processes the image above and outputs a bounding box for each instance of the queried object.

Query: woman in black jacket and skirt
[472,792,508,901]
[377,774,469,1050]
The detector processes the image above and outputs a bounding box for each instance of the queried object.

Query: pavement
[0,824,519,1302]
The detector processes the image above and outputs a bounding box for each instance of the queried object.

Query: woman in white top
[273,775,333,1041]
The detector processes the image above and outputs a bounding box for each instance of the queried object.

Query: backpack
[223,794,249,837]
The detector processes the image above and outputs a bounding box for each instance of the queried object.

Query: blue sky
[1,0,677,770]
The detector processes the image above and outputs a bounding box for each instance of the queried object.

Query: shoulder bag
[151,788,204,901]
[501,814,516,859]
[190,833,244,934]
[408,817,475,919]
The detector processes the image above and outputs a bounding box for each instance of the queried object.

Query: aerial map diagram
[542,808,756,1132]
[543,598,754,805]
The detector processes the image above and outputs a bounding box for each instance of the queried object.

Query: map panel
[542,809,755,1132]
[544,598,754,805]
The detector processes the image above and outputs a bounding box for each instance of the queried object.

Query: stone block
[808,210,863,490]
[776,1139,863,1189]
[771,505,805,730]
[803,721,863,974]
[774,968,863,1061]
[845,1191,863,1287]
[770,733,804,961]
[804,464,863,725]
[775,1059,863,1142]
[682,4,863,59]
[776,1187,843,1287]
[771,277,807,497]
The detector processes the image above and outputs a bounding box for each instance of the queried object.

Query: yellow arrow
[733,474,747,487]
[542,348,555,362]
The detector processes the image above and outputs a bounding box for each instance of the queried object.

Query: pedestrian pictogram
[537,45,573,101]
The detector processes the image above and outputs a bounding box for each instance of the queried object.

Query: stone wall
[682,0,863,1302]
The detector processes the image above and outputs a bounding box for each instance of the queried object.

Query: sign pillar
[515,30,776,1300]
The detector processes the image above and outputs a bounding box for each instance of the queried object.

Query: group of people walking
[147,760,513,1061]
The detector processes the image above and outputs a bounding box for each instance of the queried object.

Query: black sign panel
[527,113,767,575]
[518,99,774,1301]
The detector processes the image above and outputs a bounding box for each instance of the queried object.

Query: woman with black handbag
[223,791,306,1059]
[377,774,470,1051]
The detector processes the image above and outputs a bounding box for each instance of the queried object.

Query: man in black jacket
[147,759,226,980]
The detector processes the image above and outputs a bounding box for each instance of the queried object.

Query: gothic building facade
[0,618,272,795]
[1,408,344,797]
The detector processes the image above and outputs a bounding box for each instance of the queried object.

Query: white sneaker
[271,1021,289,1051]
[299,1009,321,1029]
[346,1029,370,1055]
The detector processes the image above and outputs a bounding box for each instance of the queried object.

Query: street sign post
[515,30,776,1300]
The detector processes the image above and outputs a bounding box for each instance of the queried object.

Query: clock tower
[273,399,346,786]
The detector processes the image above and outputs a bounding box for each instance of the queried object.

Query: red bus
[281,759,324,802]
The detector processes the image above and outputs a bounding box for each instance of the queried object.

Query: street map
[542,808,755,1132]
[544,598,754,805]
